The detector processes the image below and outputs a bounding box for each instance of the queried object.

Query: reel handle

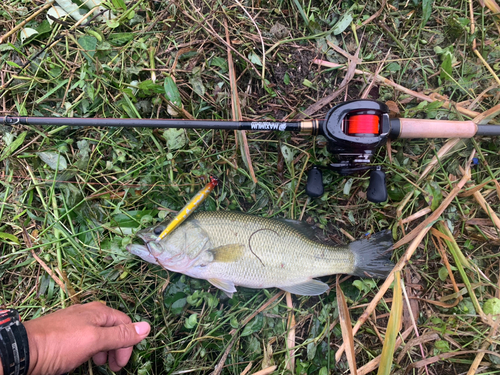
[367,168,387,203]
[305,165,388,203]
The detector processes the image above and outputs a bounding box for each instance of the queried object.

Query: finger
[88,302,132,328]
[107,350,120,372]
[97,321,150,352]
[109,347,134,371]
[115,347,134,368]
[92,351,108,366]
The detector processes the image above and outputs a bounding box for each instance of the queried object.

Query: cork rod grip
[398,118,478,138]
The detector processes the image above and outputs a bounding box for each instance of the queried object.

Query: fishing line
[248,228,279,268]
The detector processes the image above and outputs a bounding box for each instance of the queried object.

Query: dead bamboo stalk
[473,191,500,230]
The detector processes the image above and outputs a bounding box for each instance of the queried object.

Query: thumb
[98,321,151,351]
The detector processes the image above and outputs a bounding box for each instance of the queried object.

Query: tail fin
[349,230,393,278]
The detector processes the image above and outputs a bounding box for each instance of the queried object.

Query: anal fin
[280,279,330,296]
[208,278,237,298]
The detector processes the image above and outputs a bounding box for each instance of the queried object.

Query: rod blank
[3,116,320,134]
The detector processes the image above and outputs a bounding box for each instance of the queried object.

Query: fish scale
[127,211,394,296]
[192,212,355,286]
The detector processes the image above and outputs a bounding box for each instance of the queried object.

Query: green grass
[1,0,500,373]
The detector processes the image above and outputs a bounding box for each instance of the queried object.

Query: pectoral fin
[280,279,330,296]
[207,278,237,298]
[210,244,245,263]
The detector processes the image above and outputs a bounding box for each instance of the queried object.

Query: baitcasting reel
[306,100,392,203]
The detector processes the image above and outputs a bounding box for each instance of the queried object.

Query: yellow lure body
[155,176,218,242]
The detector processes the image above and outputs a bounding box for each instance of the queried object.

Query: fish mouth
[126,243,148,255]
[136,231,157,243]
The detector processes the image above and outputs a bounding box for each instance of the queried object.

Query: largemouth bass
[127,211,393,297]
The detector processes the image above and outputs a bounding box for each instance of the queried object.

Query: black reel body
[306,100,391,203]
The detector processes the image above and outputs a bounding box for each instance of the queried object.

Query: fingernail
[135,322,150,335]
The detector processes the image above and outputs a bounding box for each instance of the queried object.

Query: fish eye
[153,225,165,235]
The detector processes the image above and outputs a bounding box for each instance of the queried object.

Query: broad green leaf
[189,74,206,97]
[37,152,68,170]
[0,131,27,161]
[111,0,126,10]
[386,62,401,73]
[78,35,97,57]
[170,296,187,315]
[110,209,158,227]
[163,76,182,116]
[209,57,228,72]
[280,144,295,165]
[163,128,186,151]
[47,4,69,23]
[138,80,163,95]
[248,52,262,66]
[55,0,85,20]
[438,266,449,281]
[306,341,317,361]
[108,32,134,45]
[424,181,443,211]
[241,314,263,337]
[332,12,353,35]
[59,183,83,208]
[106,19,120,28]
[0,44,15,52]
[36,20,51,35]
[343,178,354,195]
[435,46,454,81]
[483,298,500,317]
[184,313,198,329]
[434,340,450,353]
[0,232,19,244]
[186,291,201,306]
[230,317,239,329]
[283,72,290,85]
[75,139,90,169]
[353,278,377,293]
[422,0,433,26]
[440,53,453,80]
[20,28,38,43]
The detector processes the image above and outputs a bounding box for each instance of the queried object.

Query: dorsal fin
[210,244,245,262]
[277,218,317,238]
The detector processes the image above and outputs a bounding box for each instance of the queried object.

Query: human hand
[22,301,150,375]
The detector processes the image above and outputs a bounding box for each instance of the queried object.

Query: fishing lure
[155,176,219,242]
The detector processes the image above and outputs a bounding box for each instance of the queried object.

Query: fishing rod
[3,100,500,203]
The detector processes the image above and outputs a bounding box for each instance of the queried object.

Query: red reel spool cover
[347,114,379,135]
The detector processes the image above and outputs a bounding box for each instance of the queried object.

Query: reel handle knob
[306,166,324,198]
[367,167,387,203]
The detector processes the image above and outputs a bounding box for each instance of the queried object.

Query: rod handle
[394,118,478,139]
